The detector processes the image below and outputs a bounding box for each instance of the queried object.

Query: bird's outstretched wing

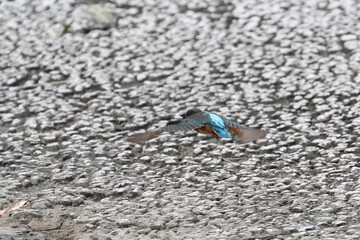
[221,117,249,129]
[222,117,267,143]
[127,109,210,144]
[159,110,210,132]
[126,131,161,144]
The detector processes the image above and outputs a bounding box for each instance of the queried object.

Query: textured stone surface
[1,0,360,239]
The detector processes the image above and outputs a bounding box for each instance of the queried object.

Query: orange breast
[196,125,219,138]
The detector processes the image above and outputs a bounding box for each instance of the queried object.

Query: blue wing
[204,112,232,138]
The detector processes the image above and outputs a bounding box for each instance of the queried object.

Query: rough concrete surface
[1,0,360,239]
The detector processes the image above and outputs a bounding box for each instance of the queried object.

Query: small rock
[116,219,134,228]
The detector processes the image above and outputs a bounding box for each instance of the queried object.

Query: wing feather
[220,115,267,142]
[236,129,267,143]
[159,111,210,132]
[222,118,249,129]
[127,131,161,144]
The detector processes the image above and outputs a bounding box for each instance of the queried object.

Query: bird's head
[181,109,202,118]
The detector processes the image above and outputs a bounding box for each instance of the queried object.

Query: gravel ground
[1,0,360,239]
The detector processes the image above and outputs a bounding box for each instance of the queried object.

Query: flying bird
[127,109,267,144]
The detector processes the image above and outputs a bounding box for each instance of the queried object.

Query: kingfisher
[126,109,267,144]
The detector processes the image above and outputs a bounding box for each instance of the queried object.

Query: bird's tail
[126,131,161,144]
[227,126,267,143]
